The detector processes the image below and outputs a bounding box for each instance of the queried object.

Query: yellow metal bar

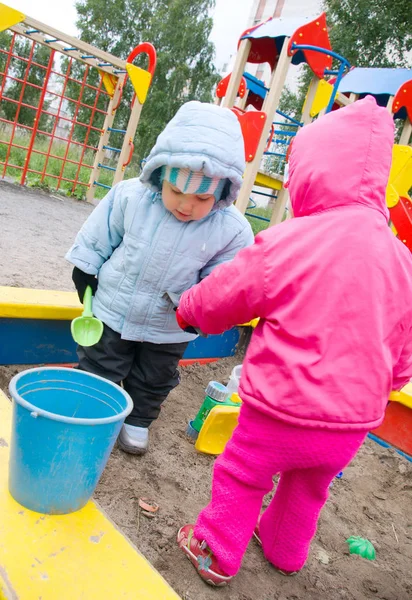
[0,390,180,600]
[0,286,82,320]
[255,171,283,190]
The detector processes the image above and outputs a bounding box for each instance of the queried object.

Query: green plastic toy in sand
[346,536,376,560]
[71,285,103,347]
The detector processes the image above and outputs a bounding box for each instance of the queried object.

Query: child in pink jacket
[175,96,412,586]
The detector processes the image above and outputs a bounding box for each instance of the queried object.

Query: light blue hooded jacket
[66,101,254,343]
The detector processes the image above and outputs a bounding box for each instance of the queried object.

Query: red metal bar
[0,48,47,71]
[51,69,111,95]
[72,75,105,191]
[41,57,73,182]
[0,72,43,91]
[3,39,36,179]
[0,160,90,186]
[0,118,97,150]
[21,48,55,185]
[0,34,17,103]
[0,139,93,169]
[1,95,38,112]
[56,65,89,190]
[1,94,106,131]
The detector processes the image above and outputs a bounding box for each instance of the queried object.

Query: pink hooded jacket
[179,96,412,431]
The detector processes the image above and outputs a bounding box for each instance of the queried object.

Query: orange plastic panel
[288,13,332,79]
[216,73,246,99]
[392,79,412,121]
[372,402,412,456]
[231,108,267,162]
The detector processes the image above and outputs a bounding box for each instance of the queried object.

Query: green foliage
[68,0,220,163]
[323,0,412,68]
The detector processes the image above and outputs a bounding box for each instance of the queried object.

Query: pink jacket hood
[180,97,412,431]
[288,95,393,220]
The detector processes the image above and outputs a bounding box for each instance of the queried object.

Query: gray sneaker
[118,424,149,455]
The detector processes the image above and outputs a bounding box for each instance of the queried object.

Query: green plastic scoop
[71,285,103,347]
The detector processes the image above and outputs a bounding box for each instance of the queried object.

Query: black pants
[77,324,188,427]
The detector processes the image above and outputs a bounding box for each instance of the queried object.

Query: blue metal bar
[98,62,112,67]
[103,145,121,153]
[45,38,59,43]
[108,127,127,134]
[276,109,303,127]
[272,139,289,145]
[264,151,286,157]
[251,190,276,198]
[81,55,96,59]
[324,69,339,76]
[64,47,77,52]
[98,163,116,171]
[247,198,257,209]
[113,69,127,74]
[290,43,351,70]
[273,121,299,127]
[274,130,296,136]
[245,212,271,223]
[94,181,112,190]
[325,61,347,114]
[25,29,40,34]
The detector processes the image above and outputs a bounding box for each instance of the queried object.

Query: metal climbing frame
[0,4,156,203]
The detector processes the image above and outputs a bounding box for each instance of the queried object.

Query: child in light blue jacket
[66,101,254,455]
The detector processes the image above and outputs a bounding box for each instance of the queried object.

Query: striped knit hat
[161,166,227,201]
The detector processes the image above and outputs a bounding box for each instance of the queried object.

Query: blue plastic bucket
[8,367,133,514]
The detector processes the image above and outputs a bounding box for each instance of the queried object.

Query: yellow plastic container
[195,405,240,455]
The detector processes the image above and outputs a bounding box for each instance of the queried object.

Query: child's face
[162,180,216,222]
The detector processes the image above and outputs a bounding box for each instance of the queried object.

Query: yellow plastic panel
[0,390,180,600]
[195,405,240,455]
[0,3,25,33]
[386,144,412,208]
[126,63,151,104]
[389,383,412,410]
[0,286,82,320]
[99,70,118,97]
[255,171,283,190]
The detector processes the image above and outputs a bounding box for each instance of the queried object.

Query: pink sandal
[177,524,233,587]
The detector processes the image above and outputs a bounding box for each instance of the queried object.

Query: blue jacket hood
[139,101,246,209]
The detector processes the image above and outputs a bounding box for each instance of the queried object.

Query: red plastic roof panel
[240,13,332,77]
[392,79,412,122]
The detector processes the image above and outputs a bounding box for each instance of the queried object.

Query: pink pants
[194,404,367,576]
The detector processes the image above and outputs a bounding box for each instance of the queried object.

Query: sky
[10,0,322,82]
[11,0,254,69]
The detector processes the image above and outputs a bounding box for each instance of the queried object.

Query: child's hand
[175,309,199,335]
[72,267,98,303]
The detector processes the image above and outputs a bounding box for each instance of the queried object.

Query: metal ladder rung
[103,145,121,153]
[94,181,112,190]
[108,128,127,134]
[98,163,116,172]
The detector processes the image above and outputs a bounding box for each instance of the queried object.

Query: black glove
[72,267,98,303]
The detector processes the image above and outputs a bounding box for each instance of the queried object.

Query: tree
[68,0,219,164]
[323,0,412,69]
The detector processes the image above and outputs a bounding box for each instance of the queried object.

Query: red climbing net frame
[0,31,111,194]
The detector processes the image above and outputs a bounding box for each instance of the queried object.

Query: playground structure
[216,13,352,226]
[0,3,156,203]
